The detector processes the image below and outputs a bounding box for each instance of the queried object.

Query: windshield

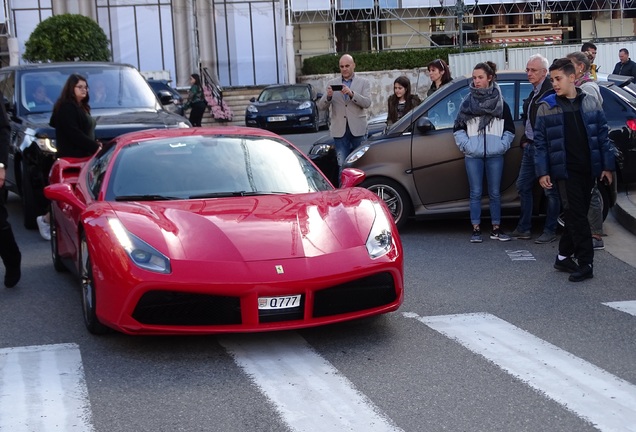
[258,86,311,102]
[21,65,159,114]
[106,134,332,201]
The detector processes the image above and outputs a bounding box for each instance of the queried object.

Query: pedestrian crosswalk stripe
[220,332,404,432]
[404,311,636,432]
[0,343,94,432]
[602,300,636,317]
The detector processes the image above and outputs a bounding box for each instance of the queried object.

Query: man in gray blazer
[318,54,371,174]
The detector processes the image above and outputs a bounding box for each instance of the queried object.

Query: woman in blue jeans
[453,61,516,243]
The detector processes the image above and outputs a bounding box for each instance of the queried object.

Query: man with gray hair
[510,54,561,243]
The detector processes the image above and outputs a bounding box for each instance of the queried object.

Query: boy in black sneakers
[533,58,615,282]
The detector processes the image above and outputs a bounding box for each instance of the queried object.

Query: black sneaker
[569,264,594,282]
[490,228,511,241]
[470,229,482,243]
[554,256,579,273]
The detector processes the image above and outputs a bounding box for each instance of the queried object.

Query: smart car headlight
[346,145,370,164]
[309,143,332,156]
[108,219,171,273]
[298,101,311,110]
[366,203,393,259]
[247,105,258,113]
[177,121,190,128]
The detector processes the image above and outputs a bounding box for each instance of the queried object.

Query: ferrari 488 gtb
[44,127,403,335]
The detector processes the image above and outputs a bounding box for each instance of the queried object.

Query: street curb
[613,189,636,237]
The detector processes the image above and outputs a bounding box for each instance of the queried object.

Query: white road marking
[0,343,94,432]
[220,332,403,432]
[603,300,636,317]
[505,249,536,261]
[403,311,636,432]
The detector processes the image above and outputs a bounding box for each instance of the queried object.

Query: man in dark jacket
[0,90,21,288]
[510,54,560,244]
[612,48,636,80]
[534,58,615,282]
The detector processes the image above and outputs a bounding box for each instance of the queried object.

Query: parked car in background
[309,71,633,228]
[0,62,191,229]
[245,83,329,132]
[44,127,403,335]
[147,78,185,116]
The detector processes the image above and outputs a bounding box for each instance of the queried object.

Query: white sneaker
[36,216,51,241]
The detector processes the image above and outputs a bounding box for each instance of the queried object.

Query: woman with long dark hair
[427,59,452,97]
[36,74,101,240]
[387,75,421,125]
[453,61,515,243]
[184,73,207,126]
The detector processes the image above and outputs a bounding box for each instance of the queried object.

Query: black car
[245,84,329,132]
[147,78,185,116]
[0,62,191,229]
[309,71,632,228]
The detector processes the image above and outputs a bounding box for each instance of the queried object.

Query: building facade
[1,0,635,88]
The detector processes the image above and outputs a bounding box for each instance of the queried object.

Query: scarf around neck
[454,81,504,133]
[575,72,594,87]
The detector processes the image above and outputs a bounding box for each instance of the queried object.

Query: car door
[410,78,527,208]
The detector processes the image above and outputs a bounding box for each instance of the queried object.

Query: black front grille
[313,272,397,318]
[259,297,305,323]
[132,291,241,326]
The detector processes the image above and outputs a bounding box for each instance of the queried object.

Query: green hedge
[302,47,493,75]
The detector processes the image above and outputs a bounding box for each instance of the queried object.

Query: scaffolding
[289,0,636,54]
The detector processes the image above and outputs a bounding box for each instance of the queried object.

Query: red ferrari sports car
[44,127,404,335]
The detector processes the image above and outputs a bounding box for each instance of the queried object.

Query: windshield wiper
[115,194,181,201]
[189,191,290,199]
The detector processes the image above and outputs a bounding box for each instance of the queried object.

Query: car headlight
[346,145,370,164]
[177,121,190,128]
[309,143,332,156]
[35,137,57,153]
[247,105,258,113]
[366,203,393,259]
[108,218,171,273]
[298,101,311,110]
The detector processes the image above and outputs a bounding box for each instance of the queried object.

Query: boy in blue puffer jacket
[533,58,615,282]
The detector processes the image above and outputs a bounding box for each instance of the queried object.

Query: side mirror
[250,97,256,102]
[44,183,86,210]
[157,90,174,105]
[316,92,323,100]
[339,168,366,188]
[416,117,436,133]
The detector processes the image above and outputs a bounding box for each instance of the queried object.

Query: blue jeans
[333,124,365,170]
[515,144,560,234]
[465,155,504,226]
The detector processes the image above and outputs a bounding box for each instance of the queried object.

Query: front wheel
[50,210,66,272]
[361,177,412,229]
[79,232,110,335]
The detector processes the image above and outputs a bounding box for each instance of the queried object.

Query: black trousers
[188,102,207,127]
[557,171,595,266]
[0,190,21,273]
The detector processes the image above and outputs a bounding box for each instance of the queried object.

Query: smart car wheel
[50,211,66,272]
[361,177,412,229]
[79,232,110,335]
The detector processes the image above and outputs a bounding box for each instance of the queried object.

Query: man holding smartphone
[318,54,371,182]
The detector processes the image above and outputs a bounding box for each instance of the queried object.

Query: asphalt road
[1,129,635,432]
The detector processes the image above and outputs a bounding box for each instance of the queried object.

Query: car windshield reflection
[107,135,332,201]
[258,86,311,102]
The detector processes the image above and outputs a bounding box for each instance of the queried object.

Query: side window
[88,145,115,198]
[426,87,470,130]
[0,72,15,105]
[519,82,534,118]
[499,81,516,119]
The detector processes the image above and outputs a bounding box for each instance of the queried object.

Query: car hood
[108,189,379,262]
[22,109,187,139]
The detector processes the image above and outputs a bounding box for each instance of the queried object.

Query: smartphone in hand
[330,84,343,91]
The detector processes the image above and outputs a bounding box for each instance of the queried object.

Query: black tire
[312,115,320,133]
[79,232,110,335]
[21,162,38,229]
[50,211,66,272]
[361,177,412,230]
